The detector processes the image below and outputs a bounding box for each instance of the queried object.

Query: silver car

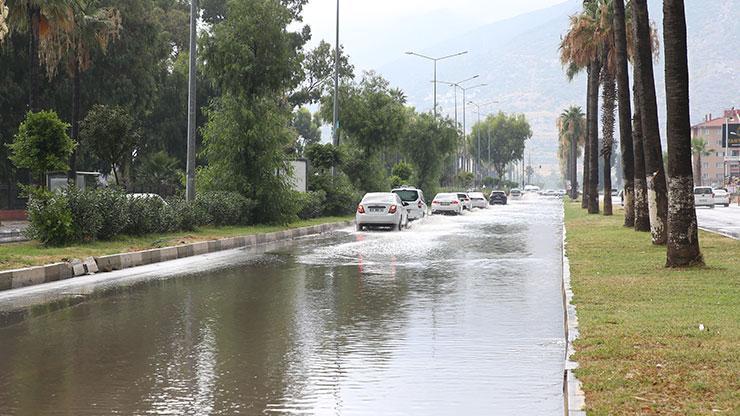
[693,186,714,208]
[431,193,463,215]
[392,186,427,220]
[356,192,409,231]
[456,192,473,210]
[467,192,488,209]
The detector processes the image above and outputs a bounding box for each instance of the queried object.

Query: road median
[564,201,739,414]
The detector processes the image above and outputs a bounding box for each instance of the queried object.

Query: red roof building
[690,109,740,187]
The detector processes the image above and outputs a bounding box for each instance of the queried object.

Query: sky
[300,0,567,70]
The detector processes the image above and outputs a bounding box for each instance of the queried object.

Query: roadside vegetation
[565,201,739,415]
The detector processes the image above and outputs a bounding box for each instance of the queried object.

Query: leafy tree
[557,106,585,199]
[293,107,322,154]
[305,143,341,173]
[469,112,531,179]
[401,112,457,197]
[391,161,413,182]
[79,105,140,185]
[7,110,75,186]
[290,40,354,106]
[137,150,182,196]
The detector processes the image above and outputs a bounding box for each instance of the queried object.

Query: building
[691,109,740,188]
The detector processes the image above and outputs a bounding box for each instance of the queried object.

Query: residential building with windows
[691,109,740,187]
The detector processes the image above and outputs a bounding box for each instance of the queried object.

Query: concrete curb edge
[562,221,587,415]
[0,220,354,293]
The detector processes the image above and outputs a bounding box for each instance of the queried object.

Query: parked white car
[456,192,473,210]
[509,188,523,199]
[693,186,714,208]
[713,188,730,207]
[392,186,427,220]
[431,193,463,215]
[467,192,488,209]
[356,193,409,231]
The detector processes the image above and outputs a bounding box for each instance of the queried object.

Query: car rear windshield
[492,192,505,196]
[469,193,484,199]
[362,194,395,203]
[393,190,419,202]
[435,194,455,200]
[694,188,712,194]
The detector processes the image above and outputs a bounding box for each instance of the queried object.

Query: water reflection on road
[0,197,565,415]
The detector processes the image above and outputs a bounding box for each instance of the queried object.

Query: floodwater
[0,197,565,415]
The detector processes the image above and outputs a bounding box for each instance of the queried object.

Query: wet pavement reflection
[0,197,565,415]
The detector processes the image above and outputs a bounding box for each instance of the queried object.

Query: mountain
[377,0,740,176]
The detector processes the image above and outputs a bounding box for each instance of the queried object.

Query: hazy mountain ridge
[379,0,740,172]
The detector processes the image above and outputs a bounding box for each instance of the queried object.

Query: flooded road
[0,197,565,415]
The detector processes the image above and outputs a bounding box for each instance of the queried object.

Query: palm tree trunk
[632,0,668,244]
[602,73,616,216]
[582,71,591,209]
[693,153,702,186]
[614,0,635,226]
[632,71,650,232]
[664,0,702,267]
[28,5,41,111]
[69,58,80,181]
[570,134,579,200]
[587,60,601,214]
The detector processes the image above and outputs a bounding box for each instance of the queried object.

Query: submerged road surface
[0,197,565,415]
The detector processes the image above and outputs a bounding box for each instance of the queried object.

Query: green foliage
[401,112,458,197]
[95,186,130,239]
[342,147,388,193]
[7,111,75,180]
[65,186,103,242]
[389,175,403,188]
[137,150,183,197]
[167,198,203,232]
[309,172,360,216]
[296,190,326,220]
[292,107,322,152]
[455,171,475,188]
[79,105,140,184]
[195,191,254,226]
[24,187,75,246]
[124,195,168,235]
[305,143,342,173]
[291,40,354,106]
[391,161,413,181]
[469,111,532,177]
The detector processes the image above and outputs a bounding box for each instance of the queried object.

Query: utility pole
[331,0,340,177]
[185,0,197,202]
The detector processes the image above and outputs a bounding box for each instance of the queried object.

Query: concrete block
[160,247,178,261]
[278,230,291,240]
[191,241,209,255]
[264,232,277,243]
[207,240,219,252]
[11,267,46,289]
[83,256,98,274]
[70,259,86,276]
[141,249,159,265]
[0,271,13,291]
[255,234,265,244]
[176,245,193,258]
[244,235,257,246]
[234,236,247,247]
[94,255,120,272]
[43,262,72,282]
[119,252,142,269]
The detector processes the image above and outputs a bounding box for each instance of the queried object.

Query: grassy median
[0,216,352,271]
[565,201,739,415]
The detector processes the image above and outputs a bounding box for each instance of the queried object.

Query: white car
[509,188,523,199]
[693,186,714,209]
[713,188,730,207]
[356,192,409,231]
[431,193,463,215]
[468,192,488,209]
[456,192,473,210]
[392,186,427,220]
[126,193,167,205]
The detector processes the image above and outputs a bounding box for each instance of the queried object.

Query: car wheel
[710,205,715,209]
[725,204,730,207]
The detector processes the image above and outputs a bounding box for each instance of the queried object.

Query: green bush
[95,187,130,240]
[296,190,326,219]
[124,195,168,235]
[25,188,75,246]
[65,187,103,242]
[196,191,254,226]
[389,175,403,189]
[168,198,204,231]
[310,173,360,216]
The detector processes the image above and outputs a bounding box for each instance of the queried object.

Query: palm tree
[612,0,635,225]
[39,0,121,178]
[558,106,586,199]
[664,0,702,267]
[600,68,615,215]
[691,138,711,186]
[3,0,70,111]
[632,70,650,232]
[631,0,668,245]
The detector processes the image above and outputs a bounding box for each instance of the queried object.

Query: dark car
[489,190,507,205]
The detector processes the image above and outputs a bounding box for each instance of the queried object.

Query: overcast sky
[300,0,567,70]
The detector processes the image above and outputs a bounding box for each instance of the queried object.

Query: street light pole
[332,0,339,147]
[468,100,499,188]
[185,0,198,202]
[405,50,468,117]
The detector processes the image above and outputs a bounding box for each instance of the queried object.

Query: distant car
[509,188,523,199]
[693,186,714,209]
[713,188,730,207]
[468,192,488,209]
[557,189,567,196]
[456,192,473,210]
[126,193,167,205]
[356,192,409,231]
[489,190,508,205]
[543,189,557,197]
[524,185,540,193]
[392,186,427,220]
[431,193,463,215]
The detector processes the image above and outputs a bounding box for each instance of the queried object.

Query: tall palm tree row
[632,66,651,231]
[612,0,635,226]
[557,106,586,200]
[631,0,668,245]
[600,68,616,216]
[663,0,702,266]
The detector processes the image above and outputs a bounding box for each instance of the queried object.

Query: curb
[562,224,587,415]
[0,220,353,293]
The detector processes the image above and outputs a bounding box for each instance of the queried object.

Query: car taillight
[388,205,397,213]
[452,200,459,205]
[418,201,423,208]
[357,204,365,213]
[432,200,439,205]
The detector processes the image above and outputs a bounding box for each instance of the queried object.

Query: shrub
[95,187,130,240]
[296,190,326,219]
[391,161,413,182]
[389,175,403,189]
[196,191,254,226]
[25,188,75,246]
[168,198,204,231]
[124,195,168,235]
[311,173,360,216]
[65,187,103,242]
